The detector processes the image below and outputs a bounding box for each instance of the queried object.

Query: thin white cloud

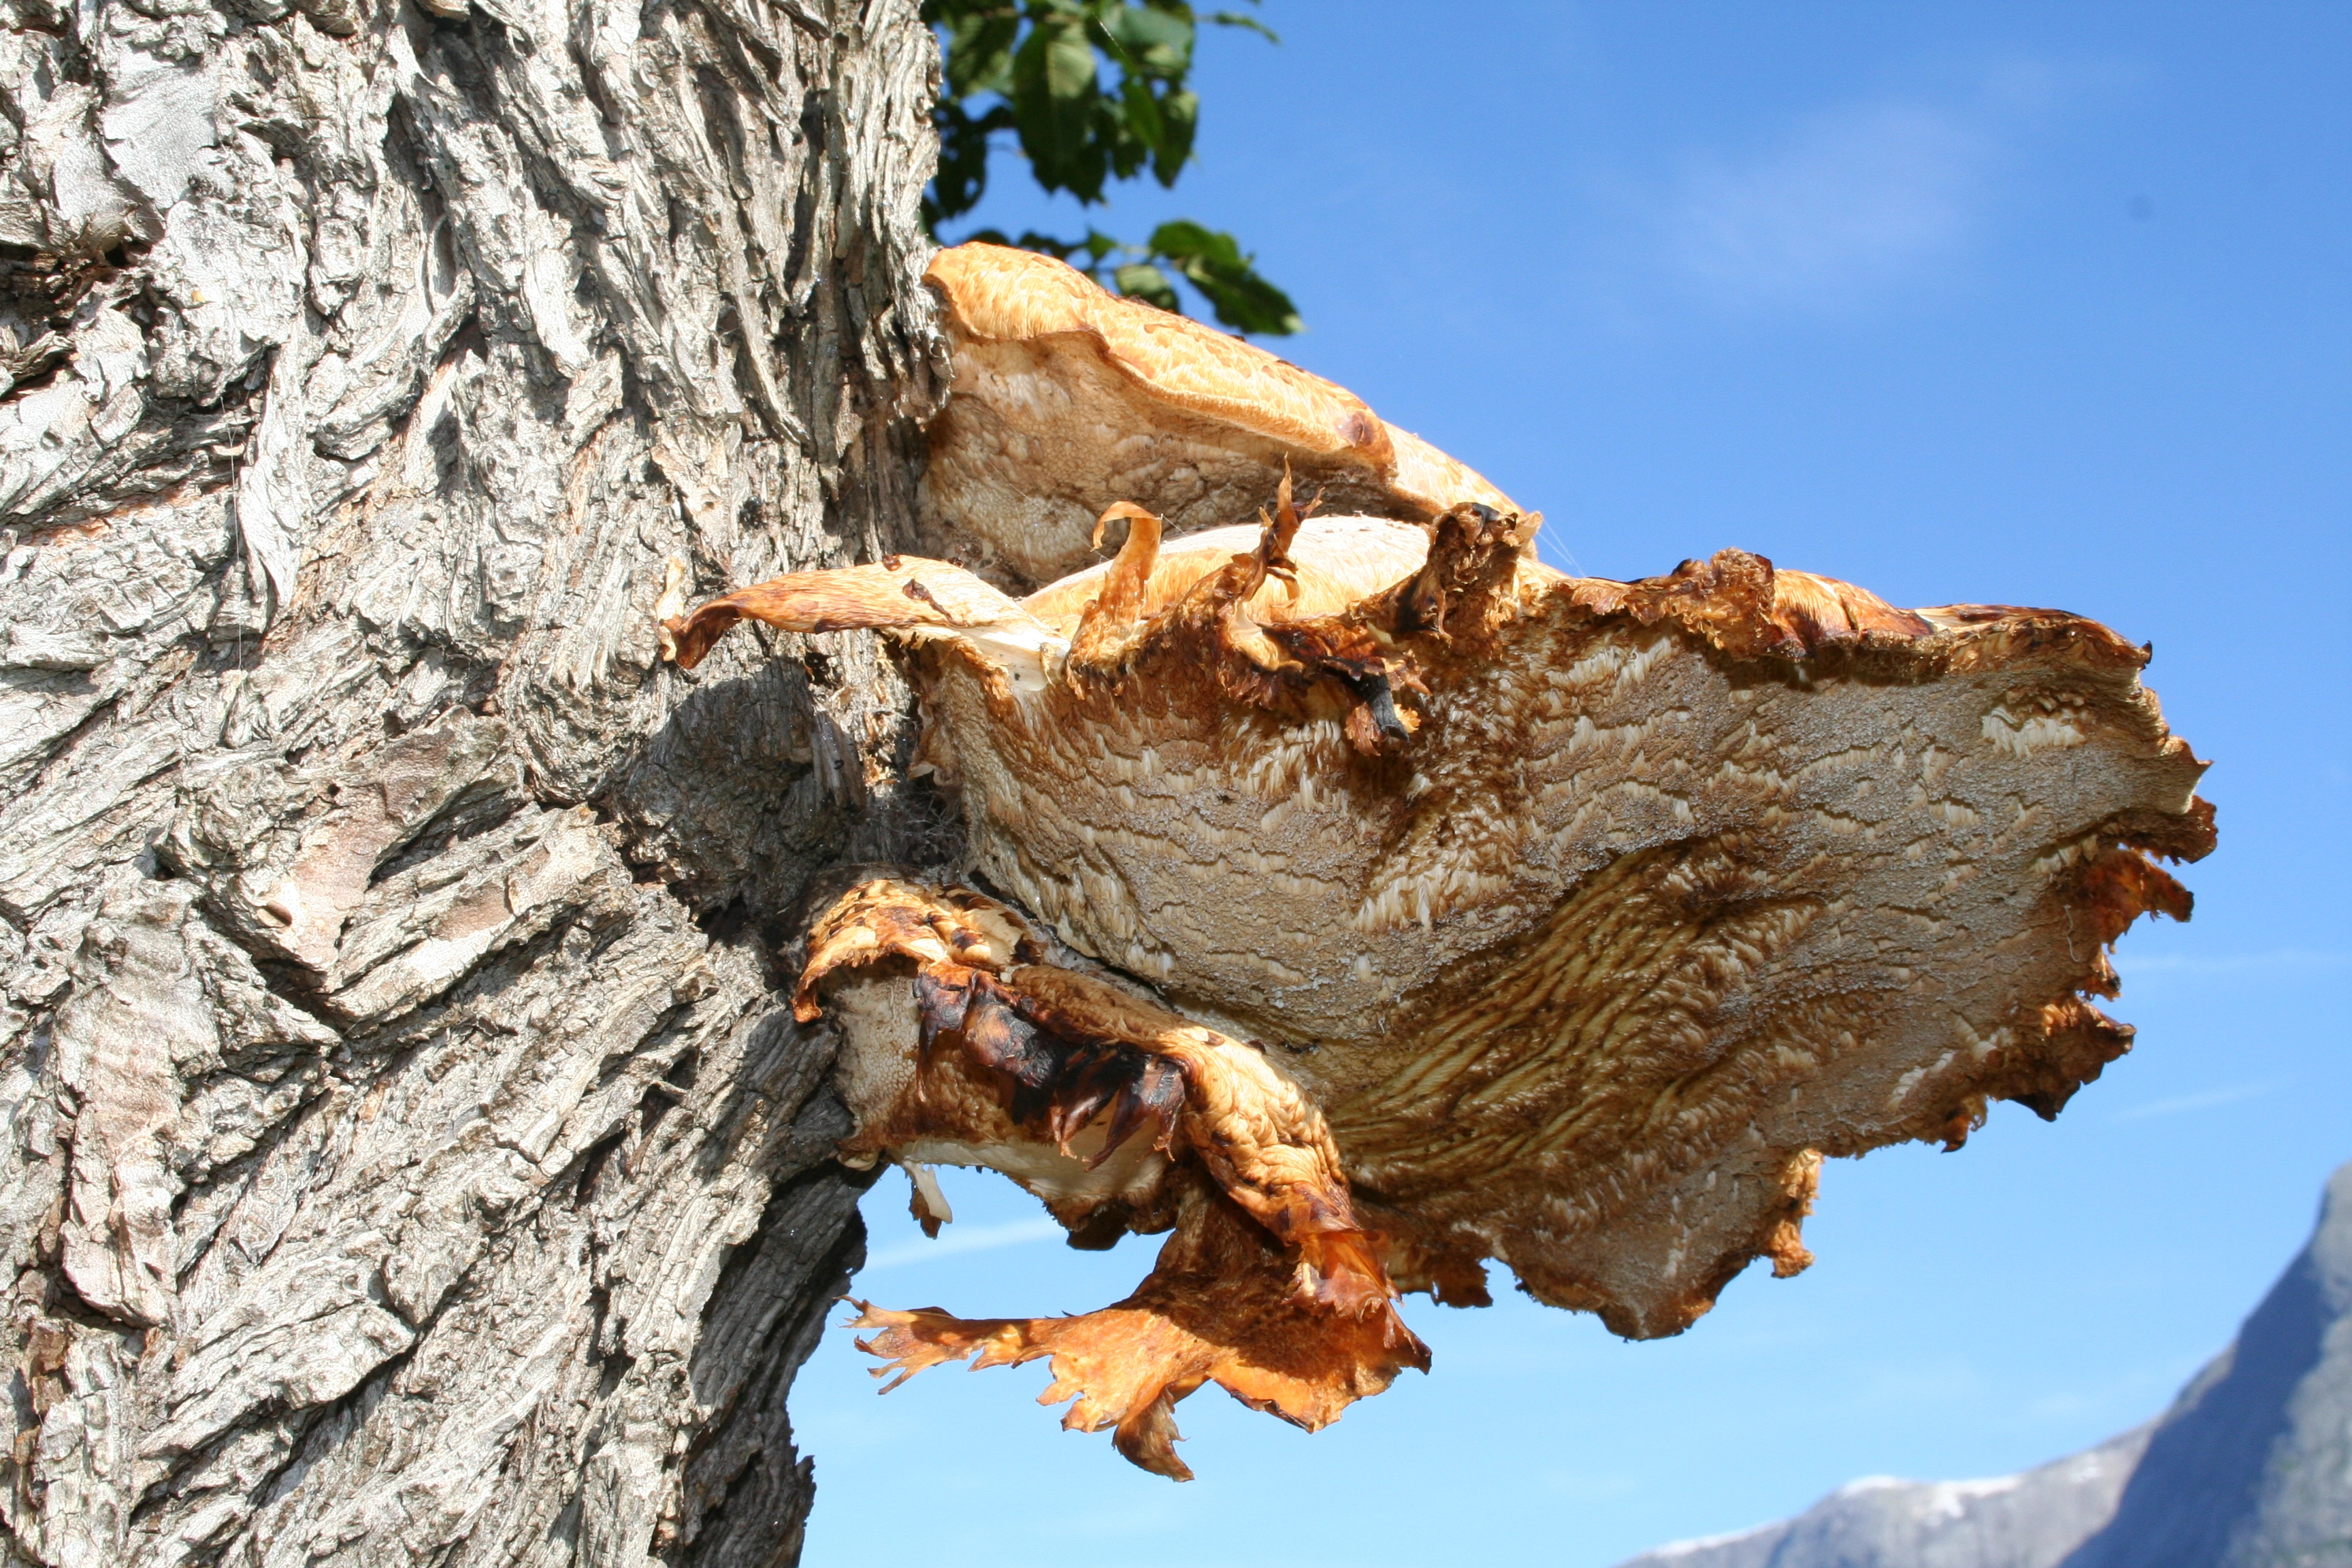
[2111,1079,2279,1124]
[1665,99,1993,312]
[862,1218,1063,1271]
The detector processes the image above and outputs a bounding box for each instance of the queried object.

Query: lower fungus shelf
[804,877,1422,1479]
[852,1184,1427,1482]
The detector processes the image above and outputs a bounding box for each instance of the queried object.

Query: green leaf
[1117,73,1166,148]
[1039,12,1102,101]
[1100,4,1193,76]
[1204,9,1278,43]
[941,8,1019,97]
[1011,12,1107,199]
[1145,218,1240,267]
[1180,267,1302,335]
[1113,261,1182,312]
[992,229,1079,261]
[1097,91,1146,182]
[926,1,1299,333]
[1149,86,1196,184]
[1149,220,1300,334]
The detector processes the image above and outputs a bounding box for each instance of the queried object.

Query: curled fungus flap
[850,1186,1428,1482]
[801,878,1423,1475]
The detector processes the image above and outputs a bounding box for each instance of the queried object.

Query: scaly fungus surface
[656,244,2215,1476]
[916,242,1516,587]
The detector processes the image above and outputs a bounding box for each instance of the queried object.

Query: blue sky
[795,5,2351,1563]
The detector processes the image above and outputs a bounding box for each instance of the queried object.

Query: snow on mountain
[1615,1159,2352,1568]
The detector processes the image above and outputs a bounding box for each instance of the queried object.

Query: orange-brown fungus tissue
[657,243,2213,1476]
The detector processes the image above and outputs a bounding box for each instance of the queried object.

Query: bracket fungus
[657,244,2215,1476]
[917,242,1516,587]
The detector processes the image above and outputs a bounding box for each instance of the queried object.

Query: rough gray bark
[0,0,949,1561]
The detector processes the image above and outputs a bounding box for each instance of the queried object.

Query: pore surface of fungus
[656,246,2214,1474]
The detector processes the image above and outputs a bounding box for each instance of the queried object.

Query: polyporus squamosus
[917,242,1516,587]
[657,244,2215,1478]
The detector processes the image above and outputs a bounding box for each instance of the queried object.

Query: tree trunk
[0,0,945,1561]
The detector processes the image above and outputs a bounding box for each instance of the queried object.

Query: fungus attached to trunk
[663,491,2210,1472]
[652,243,2213,1477]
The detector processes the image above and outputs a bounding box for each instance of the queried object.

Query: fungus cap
[664,497,2210,1469]
[919,243,1517,585]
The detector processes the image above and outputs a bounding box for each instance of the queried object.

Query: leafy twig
[924,0,1298,336]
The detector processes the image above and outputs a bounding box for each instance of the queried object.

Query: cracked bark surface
[0,0,945,1561]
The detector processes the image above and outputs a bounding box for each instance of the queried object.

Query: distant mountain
[1616,1159,2352,1568]
[1610,1429,2149,1568]
[2061,1158,2352,1568]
